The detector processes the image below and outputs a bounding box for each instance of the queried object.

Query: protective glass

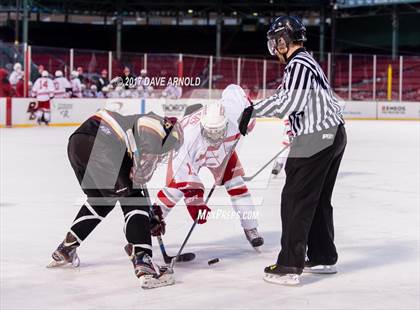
[267,38,278,56]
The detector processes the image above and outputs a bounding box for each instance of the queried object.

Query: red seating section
[30,47,420,101]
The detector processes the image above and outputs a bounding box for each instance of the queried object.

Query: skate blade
[263,273,300,286]
[46,256,80,268]
[140,274,175,289]
[303,265,337,274]
[253,245,263,253]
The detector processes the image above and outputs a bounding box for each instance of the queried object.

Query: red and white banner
[0,98,419,127]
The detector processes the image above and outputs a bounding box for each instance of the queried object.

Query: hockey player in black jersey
[47,109,183,289]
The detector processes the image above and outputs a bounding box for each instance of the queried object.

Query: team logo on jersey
[100,125,112,135]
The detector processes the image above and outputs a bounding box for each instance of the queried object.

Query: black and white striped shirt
[254,48,344,136]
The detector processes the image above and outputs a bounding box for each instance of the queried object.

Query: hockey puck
[208,258,220,265]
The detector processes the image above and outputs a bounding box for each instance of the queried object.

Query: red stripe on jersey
[157,190,176,209]
[168,180,204,192]
[227,186,248,197]
[166,152,174,186]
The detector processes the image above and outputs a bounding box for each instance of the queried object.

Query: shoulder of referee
[289,53,320,77]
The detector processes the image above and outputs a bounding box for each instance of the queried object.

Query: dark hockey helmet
[267,16,306,55]
[136,113,184,159]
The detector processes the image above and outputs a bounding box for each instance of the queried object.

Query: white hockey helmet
[200,102,228,146]
[70,71,78,78]
[41,70,49,77]
[55,70,63,77]
[13,62,22,71]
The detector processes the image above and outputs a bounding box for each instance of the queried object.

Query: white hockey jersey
[9,70,23,86]
[32,77,55,101]
[156,85,258,230]
[53,77,71,98]
[169,84,252,187]
[70,78,82,98]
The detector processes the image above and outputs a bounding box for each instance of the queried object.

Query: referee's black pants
[277,125,347,273]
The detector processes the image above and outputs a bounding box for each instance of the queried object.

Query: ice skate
[125,243,175,289]
[303,261,337,274]
[244,228,264,251]
[263,264,300,286]
[271,161,283,176]
[47,232,80,268]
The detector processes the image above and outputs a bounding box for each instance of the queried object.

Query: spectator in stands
[162,81,182,99]
[76,66,86,84]
[107,85,123,98]
[121,66,135,90]
[0,68,13,97]
[54,70,72,98]
[32,64,45,81]
[136,69,154,98]
[140,68,147,79]
[248,85,260,100]
[97,69,109,92]
[82,84,99,98]
[92,85,105,98]
[70,71,83,98]
[9,63,23,88]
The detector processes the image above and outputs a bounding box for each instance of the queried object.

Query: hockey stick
[142,186,196,264]
[170,137,241,268]
[242,144,290,182]
[169,184,216,268]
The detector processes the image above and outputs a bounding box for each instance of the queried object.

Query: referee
[239,16,347,285]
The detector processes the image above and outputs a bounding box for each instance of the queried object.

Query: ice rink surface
[1,120,419,310]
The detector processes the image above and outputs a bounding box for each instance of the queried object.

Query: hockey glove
[238,105,254,136]
[150,203,166,236]
[186,204,211,224]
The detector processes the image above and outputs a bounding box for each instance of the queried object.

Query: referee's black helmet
[267,16,306,55]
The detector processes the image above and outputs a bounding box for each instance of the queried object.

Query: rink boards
[0,97,419,127]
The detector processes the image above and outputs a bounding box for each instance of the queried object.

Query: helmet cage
[201,122,228,146]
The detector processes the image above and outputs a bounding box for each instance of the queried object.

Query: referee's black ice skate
[244,228,264,251]
[271,161,284,176]
[263,264,301,286]
[47,232,80,268]
[303,260,337,274]
[125,243,175,289]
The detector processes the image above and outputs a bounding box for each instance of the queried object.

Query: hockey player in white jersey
[32,70,55,125]
[152,84,264,249]
[9,62,23,88]
[70,71,82,98]
[53,70,71,98]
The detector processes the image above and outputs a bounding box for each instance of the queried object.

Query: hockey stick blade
[243,145,290,182]
[163,252,196,264]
